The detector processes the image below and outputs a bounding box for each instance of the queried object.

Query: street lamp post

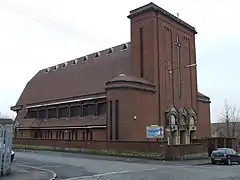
[167,63,197,74]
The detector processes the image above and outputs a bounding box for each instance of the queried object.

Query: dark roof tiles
[16,43,131,106]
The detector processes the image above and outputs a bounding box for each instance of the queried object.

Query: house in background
[211,122,240,141]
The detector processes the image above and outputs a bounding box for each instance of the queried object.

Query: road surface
[11,151,240,180]
[3,164,53,180]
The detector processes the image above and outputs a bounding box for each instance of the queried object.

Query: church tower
[128,3,199,143]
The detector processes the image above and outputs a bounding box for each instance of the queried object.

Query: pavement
[2,162,55,180]
[3,150,240,180]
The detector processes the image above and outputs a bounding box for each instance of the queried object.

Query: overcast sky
[0,0,239,121]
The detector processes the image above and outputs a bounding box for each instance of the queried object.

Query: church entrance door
[180,131,186,144]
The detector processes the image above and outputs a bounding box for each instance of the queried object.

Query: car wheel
[211,160,216,165]
[227,158,232,165]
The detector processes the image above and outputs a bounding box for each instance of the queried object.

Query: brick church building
[11,2,211,145]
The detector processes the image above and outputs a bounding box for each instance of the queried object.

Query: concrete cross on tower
[175,35,182,98]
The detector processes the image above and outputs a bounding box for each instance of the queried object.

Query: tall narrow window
[140,27,144,78]
[79,104,83,117]
[39,109,46,119]
[115,100,119,140]
[82,103,96,117]
[59,107,69,118]
[97,102,107,115]
[62,132,65,139]
[82,131,85,140]
[106,101,108,140]
[59,131,62,139]
[48,108,57,118]
[75,131,78,140]
[86,130,89,140]
[72,130,75,140]
[69,131,71,140]
[47,131,50,139]
[70,106,80,117]
[34,132,37,138]
[90,131,93,140]
[109,101,113,140]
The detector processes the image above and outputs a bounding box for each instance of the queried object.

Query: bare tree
[219,100,240,137]
[231,108,240,137]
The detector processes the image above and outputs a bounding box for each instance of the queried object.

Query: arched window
[170,115,176,125]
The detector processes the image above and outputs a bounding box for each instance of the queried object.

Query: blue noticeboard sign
[146,126,164,138]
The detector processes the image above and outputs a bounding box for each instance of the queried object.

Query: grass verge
[13,144,165,160]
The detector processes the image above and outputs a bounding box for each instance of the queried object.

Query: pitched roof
[197,92,211,103]
[16,43,131,106]
[198,92,210,99]
[14,41,209,107]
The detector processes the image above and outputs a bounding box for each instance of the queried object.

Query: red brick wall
[91,129,106,140]
[13,138,164,153]
[197,100,211,138]
[164,144,207,159]
[13,138,208,159]
[106,88,158,141]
